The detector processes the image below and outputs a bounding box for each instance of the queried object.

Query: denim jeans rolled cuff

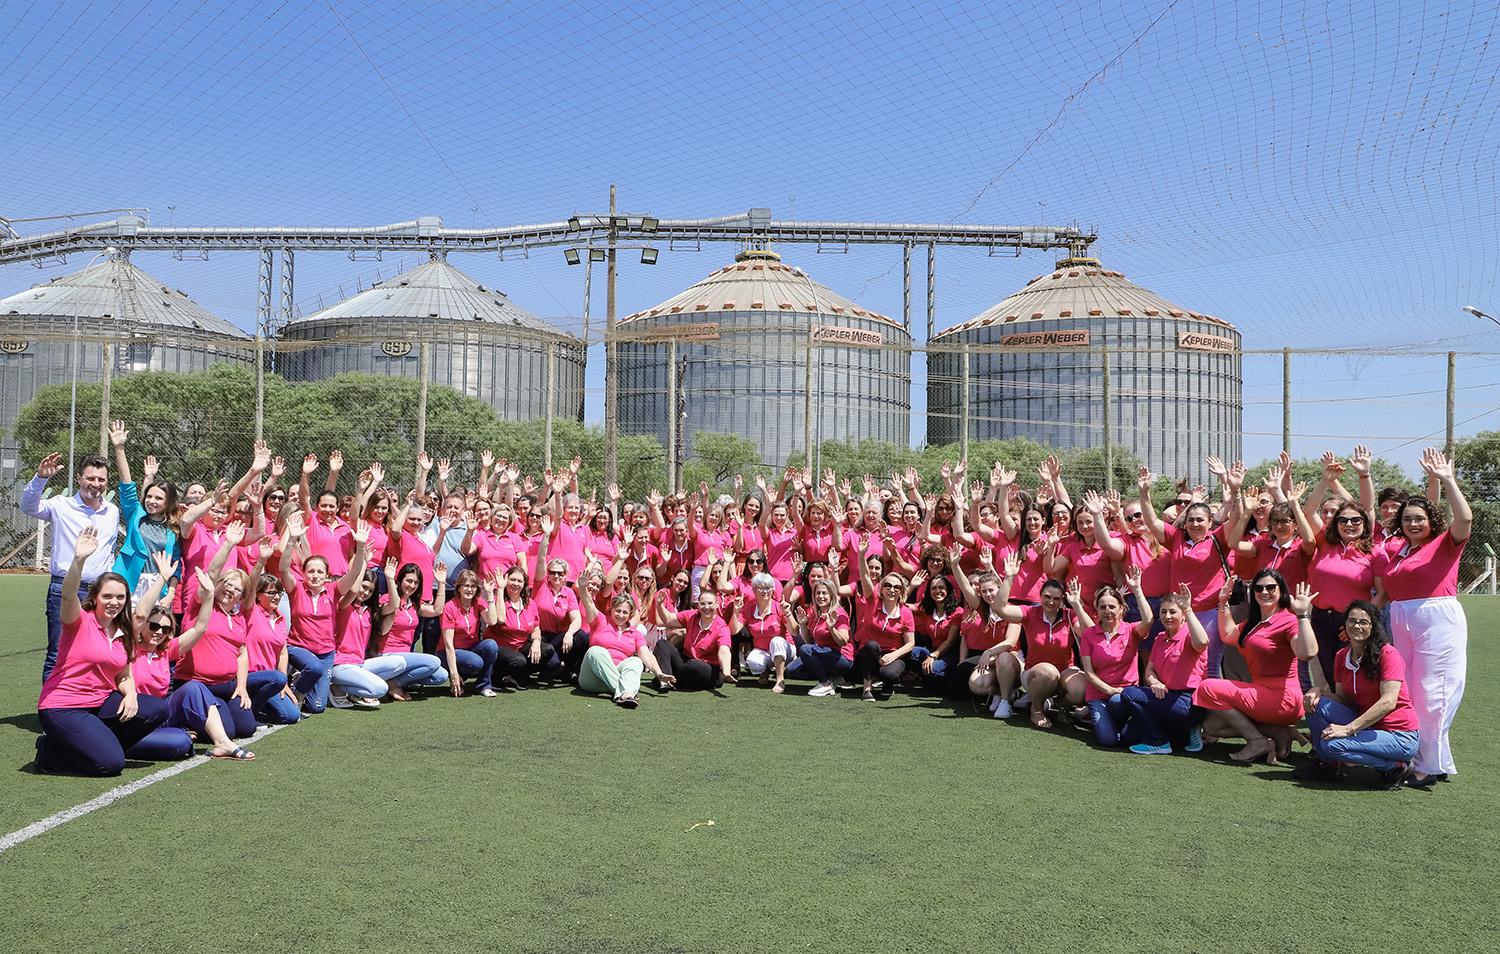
[795,643,851,682]
[1306,696,1420,771]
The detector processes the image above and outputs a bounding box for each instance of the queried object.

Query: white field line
[0,723,287,855]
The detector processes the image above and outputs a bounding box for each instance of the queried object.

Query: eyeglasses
[1125,512,1144,521]
[1345,618,1373,629]
[1335,515,1365,525]
[148,621,174,633]
[266,493,286,502]
[747,558,765,565]
[547,570,566,576]
[1401,514,1429,523]
[881,581,903,590]
[1251,583,1279,593]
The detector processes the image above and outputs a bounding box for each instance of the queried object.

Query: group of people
[23,421,1471,792]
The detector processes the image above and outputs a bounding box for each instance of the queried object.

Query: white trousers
[1389,596,1467,776]
[745,637,794,675]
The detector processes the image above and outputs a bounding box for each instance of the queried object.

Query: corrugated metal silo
[617,248,911,468]
[926,254,1242,483]
[0,252,250,487]
[278,252,585,423]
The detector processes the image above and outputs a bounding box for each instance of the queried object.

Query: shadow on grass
[0,712,41,734]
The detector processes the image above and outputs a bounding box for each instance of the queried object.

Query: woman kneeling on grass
[1068,568,1154,748]
[1123,585,1209,755]
[578,585,675,707]
[1299,600,1420,789]
[1193,570,1319,765]
[35,527,171,776]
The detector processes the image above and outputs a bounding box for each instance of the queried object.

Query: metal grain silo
[0,251,250,488]
[927,253,1241,484]
[279,252,585,423]
[617,248,911,469]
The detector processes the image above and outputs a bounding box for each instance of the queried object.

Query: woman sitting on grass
[577,583,675,708]
[795,578,853,697]
[1300,600,1420,789]
[729,573,798,693]
[652,588,737,692]
[1068,568,1154,748]
[375,559,450,695]
[948,549,1024,716]
[1122,584,1209,754]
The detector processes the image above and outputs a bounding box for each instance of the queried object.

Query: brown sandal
[1031,710,1052,729]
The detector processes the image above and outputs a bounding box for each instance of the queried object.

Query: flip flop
[210,746,255,761]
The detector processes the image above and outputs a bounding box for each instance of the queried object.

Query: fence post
[803,328,814,471]
[1446,351,1456,458]
[604,184,619,489]
[1281,347,1292,455]
[97,335,113,456]
[543,341,556,471]
[960,345,971,462]
[254,334,265,444]
[925,243,936,342]
[902,242,912,331]
[415,340,430,456]
[1102,349,1113,492]
[667,337,679,493]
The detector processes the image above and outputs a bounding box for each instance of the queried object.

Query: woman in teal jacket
[108,421,181,601]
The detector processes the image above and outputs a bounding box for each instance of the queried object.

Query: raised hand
[480,449,494,469]
[143,455,160,483]
[258,539,275,563]
[75,525,100,561]
[608,483,620,502]
[351,519,369,546]
[1082,489,1105,513]
[150,550,177,579]
[539,513,555,536]
[302,453,319,475]
[1065,576,1082,605]
[1348,444,1372,476]
[433,561,448,579]
[436,458,452,481]
[570,455,582,474]
[1320,450,1344,479]
[270,456,286,481]
[1289,581,1318,616]
[1206,456,1227,479]
[224,521,247,546]
[417,451,433,472]
[252,440,271,472]
[1003,551,1020,578]
[328,450,344,472]
[36,453,63,480]
[1136,466,1153,492]
[1420,447,1454,480]
[108,420,128,448]
[1176,582,1193,606]
[1124,564,1143,591]
[383,557,398,579]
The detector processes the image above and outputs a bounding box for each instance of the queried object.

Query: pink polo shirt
[962,607,1010,653]
[737,600,789,651]
[1246,536,1309,591]
[39,613,128,710]
[247,604,289,672]
[1148,623,1206,691]
[763,525,799,582]
[1120,530,1171,597]
[678,609,731,663]
[694,527,733,567]
[377,596,421,655]
[657,535,697,580]
[534,583,579,633]
[441,598,487,651]
[1162,524,1230,612]
[590,618,648,665]
[1373,530,1467,602]
[798,524,838,564]
[471,527,524,579]
[1020,604,1075,671]
[855,599,914,652]
[1056,536,1118,610]
[307,516,351,577]
[1077,621,1148,700]
[176,607,248,684]
[1333,644,1418,732]
[386,529,435,597]
[805,605,852,658]
[586,529,619,571]
[183,521,227,578]
[131,640,178,698]
[1010,537,1049,603]
[334,602,374,665]
[288,579,339,654]
[1306,540,1375,611]
[1239,610,1302,687]
[550,519,590,580]
[736,521,766,557]
[914,605,965,651]
[490,599,540,650]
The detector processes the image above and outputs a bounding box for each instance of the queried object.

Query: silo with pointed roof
[926,254,1241,483]
[0,251,250,486]
[617,248,911,468]
[279,253,585,424]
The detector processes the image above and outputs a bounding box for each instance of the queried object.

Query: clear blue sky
[3,0,1497,476]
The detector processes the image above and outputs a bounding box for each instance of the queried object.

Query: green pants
[579,646,643,699]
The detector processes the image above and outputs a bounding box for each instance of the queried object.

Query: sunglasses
[148,621,174,634]
[548,570,566,576]
[1251,583,1279,593]
[747,558,765,564]
[1335,516,1365,525]
[266,493,286,502]
[1125,512,1144,521]
[1173,499,1191,507]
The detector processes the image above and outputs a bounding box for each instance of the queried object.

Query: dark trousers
[495,642,564,685]
[796,643,852,683]
[36,692,170,776]
[541,630,590,676]
[1087,693,1139,748]
[126,726,194,761]
[1121,686,1197,748]
[43,577,91,683]
[852,641,906,686]
[1301,606,1344,690]
[203,680,260,738]
[652,639,721,691]
[247,669,301,724]
[419,615,441,656]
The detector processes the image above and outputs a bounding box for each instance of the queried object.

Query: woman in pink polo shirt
[1015,578,1084,729]
[1300,600,1420,788]
[1194,570,1319,764]
[578,588,675,707]
[908,571,964,683]
[374,559,449,697]
[35,526,171,776]
[1049,491,1126,615]
[489,564,563,689]
[1292,493,1375,687]
[463,502,525,580]
[1123,584,1210,754]
[1373,448,1471,787]
[729,573,797,692]
[1069,568,1154,748]
[440,568,499,698]
[849,544,915,702]
[1137,467,1232,677]
[794,578,853,697]
[279,511,365,714]
[175,563,259,738]
[948,550,1024,716]
[653,589,737,691]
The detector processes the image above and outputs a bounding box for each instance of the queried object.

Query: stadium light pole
[1462,304,1498,327]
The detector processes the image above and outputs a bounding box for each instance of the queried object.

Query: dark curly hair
[1398,495,1448,542]
[1322,501,1373,552]
[1342,600,1391,681]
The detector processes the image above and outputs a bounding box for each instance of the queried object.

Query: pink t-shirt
[737,600,789,651]
[441,599,487,650]
[176,608,248,684]
[550,519,591,580]
[1373,530,1467,602]
[288,579,339,654]
[533,583,579,633]
[1163,523,1230,612]
[1010,536,1049,603]
[1333,644,1418,732]
[590,618,648,664]
[855,600,915,652]
[1306,540,1375,611]
[38,613,128,710]
[1020,604,1075,671]
[1148,623,1207,690]
[378,596,421,655]
[307,516,351,577]
[1077,621,1148,700]
[763,525,799,582]
[334,602,374,666]
[694,527,733,567]
[247,604,289,672]
[490,599,540,650]
[798,524,838,564]
[677,609,731,663]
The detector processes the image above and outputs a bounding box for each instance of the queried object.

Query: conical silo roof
[932,256,1237,338]
[288,254,573,338]
[621,249,900,327]
[0,253,246,337]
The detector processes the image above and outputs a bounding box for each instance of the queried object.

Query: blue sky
[2,0,1497,475]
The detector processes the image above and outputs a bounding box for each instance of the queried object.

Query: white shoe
[479,688,497,698]
[993,699,1014,719]
[328,692,354,709]
[1013,692,1031,710]
[352,696,381,709]
[809,682,835,698]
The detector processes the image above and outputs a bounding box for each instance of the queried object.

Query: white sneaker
[809,682,835,698]
[993,699,1014,719]
[352,696,381,709]
[479,688,497,698]
[328,692,354,709]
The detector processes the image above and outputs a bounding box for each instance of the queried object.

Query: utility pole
[1446,351,1456,458]
[604,184,619,488]
[1101,350,1113,492]
[1281,347,1292,455]
[666,338,678,493]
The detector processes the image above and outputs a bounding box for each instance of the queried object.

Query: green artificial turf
[1,573,1496,953]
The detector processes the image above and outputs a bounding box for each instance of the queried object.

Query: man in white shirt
[20,452,121,681]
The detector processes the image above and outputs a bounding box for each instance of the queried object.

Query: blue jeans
[1087,693,1139,748]
[36,692,170,776]
[1121,685,1197,749]
[286,647,336,713]
[796,643,852,683]
[1196,609,1223,679]
[1306,697,1420,771]
[247,669,301,724]
[126,726,195,760]
[203,680,259,738]
[387,652,447,688]
[452,639,500,691]
[43,577,90,683]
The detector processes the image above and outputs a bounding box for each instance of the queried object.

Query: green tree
[681,431,765,494]
[1454,431,1500,585]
